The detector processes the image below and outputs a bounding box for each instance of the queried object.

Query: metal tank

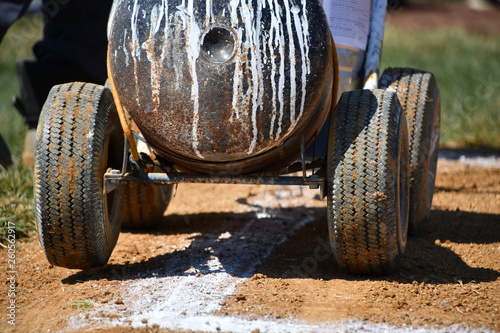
[108,0,335,174]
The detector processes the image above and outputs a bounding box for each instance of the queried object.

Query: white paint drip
[175,0,189,93]
[230,0,242,120]
[176,0,187,29]
[231,27,243,120]
[173,62,182,91]
[229,0,311,151]
[151,3,163,34]
[239,0,265,155]
[130,0,141,107]
[292,1,310,123]
[267,0,282,141]
[187,0,204,159]
[251,2,266,155]
[160,0,169,63]
[122,29,130,67]
[126,0,311,155]
[206,0,214,26]
[130,0,141,60]
[175,0,204,158]
[275,0,287,141]
[282,0,297,127]
[142,3,164,112]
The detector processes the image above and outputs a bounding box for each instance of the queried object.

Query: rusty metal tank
[108,0,335,174]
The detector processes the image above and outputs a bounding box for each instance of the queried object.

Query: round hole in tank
[200,27,236,64]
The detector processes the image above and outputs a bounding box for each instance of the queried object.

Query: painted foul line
[439,151,500,168]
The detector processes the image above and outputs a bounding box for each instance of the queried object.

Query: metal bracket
[300,135,307,180]
[104,170,324,194]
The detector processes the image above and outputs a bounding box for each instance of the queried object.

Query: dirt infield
[1,3,499,333]
[1,155,499,332]
[221,158,500,331]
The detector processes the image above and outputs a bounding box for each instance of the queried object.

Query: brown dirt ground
[220,159,500,331]
[1,158,499,333]
[1,3,500,333]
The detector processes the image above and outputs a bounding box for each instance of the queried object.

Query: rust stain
[373,191,388,201]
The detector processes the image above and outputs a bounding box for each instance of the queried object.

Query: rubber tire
[379,68,441,235]
[327,89,410,275]
[121,181,173,228]
[34,82,124,269]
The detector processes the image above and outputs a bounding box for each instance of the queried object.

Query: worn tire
[34,82,124,269]
[327,89,410,275]
[380,68,441,235]
[121,181,173,228]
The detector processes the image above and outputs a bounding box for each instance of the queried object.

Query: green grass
[381,26,500,148]
[70,299,94,309]
[0,14,43,154]
[0,166,34,243]
[0,14,42,246]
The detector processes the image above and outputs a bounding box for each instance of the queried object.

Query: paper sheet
[322,0,371,50]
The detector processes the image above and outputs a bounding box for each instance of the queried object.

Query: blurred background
[0,0,499,242]
[383,0,500,150]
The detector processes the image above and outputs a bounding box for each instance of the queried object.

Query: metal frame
[104,135,325,194]
[105,170,323,188]
[363,0,388,90]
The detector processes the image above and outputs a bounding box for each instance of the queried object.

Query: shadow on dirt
[62,206,317,284]
[63,203,499,286]
[255,208,500,284]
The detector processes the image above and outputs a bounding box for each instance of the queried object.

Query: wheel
[121,180,173,228]
[34,82,124,269]
[379,68,441,235]
[326,89,410,275]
